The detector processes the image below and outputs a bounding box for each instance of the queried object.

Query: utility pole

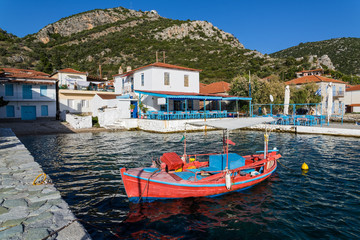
[163,51,166,63]
[156,51,159,62]
[249,70,251,98]
[99,64,102,79]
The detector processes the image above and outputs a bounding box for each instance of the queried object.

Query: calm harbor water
[20,130,360,239]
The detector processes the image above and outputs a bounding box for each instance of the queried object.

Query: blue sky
[1,0,359,53]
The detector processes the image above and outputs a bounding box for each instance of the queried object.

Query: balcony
[333,91,344,97]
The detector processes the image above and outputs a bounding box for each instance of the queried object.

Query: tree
[0,96,9,108]
[229,74,285,104]
[289,83,321,104]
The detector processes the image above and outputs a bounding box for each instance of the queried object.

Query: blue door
[21,106,36,120]
[131,101,138,118]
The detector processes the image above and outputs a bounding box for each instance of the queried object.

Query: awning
[135,90,251,101]
[188,117,275,130]
[90,81,103,85]
[77,81,90,87]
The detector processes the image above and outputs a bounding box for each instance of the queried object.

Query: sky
[1,0,360,54]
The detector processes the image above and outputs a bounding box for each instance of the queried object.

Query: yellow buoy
[301,162,309,170]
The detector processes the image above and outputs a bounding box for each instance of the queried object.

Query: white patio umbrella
[326,83,333,125]
[284,85,290,115]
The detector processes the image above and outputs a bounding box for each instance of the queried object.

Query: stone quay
[0,128,91,240]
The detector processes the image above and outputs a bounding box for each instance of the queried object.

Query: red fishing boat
[120,117,281,202]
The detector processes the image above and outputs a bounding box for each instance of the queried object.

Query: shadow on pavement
[0,119,76,136]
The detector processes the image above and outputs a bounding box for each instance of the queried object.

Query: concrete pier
[105,118,360,137]
[248,123,360,137]
[0,128,91,240]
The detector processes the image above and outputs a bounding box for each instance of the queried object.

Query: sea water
[20,130,360,239]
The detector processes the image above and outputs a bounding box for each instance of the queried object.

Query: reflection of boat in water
[115,182,277,239]
[120,118,281,202]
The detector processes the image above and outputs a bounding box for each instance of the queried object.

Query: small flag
[180,135,185,142]
[315,88,321,96]
[226,139,236,146]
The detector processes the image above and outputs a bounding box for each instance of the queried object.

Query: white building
[285,75,346,115]
[114,62,200,95]
[113,62,202,112]
[344,85,360,113]
[0,68,57,120]
[51,68,88,90]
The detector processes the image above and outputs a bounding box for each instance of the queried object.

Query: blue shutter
[41,105,48,116]
[40,85,47,97]
[5,84,14,96]
[6,105,15,117]
[22,85,32,99]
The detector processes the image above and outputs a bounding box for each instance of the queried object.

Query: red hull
[120,154,279,202]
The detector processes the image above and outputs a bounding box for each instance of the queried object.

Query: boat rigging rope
[138,169,160,203]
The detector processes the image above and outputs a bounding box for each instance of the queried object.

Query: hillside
[1,7,358,84]
[1,7,265,83]
[271,38,360,76]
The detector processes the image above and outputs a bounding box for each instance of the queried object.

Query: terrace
[136,90,252,120]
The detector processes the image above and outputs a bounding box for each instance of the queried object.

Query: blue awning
[135,90,251,101]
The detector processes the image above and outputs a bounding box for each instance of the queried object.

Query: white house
[51,68,88,90]
[51,68,118,115]
[285,75,346,115]
[113,62,202,112]
[0,68,57,120]
[345,85,360,113]
[295,68,324,78]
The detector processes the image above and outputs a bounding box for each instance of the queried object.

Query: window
[40,85,47,97]
[41,105,48,116]
[5,84,14,96]
[81,100,89,108]
[67,99,74,108]
[6,105,15,117]
[141,73,145,86]
[164,72,170,86]
[184,75,189,87]
[22,85,32,99]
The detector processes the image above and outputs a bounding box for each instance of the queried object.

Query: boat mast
[264,128,269,159]
[226,129,229,170]
[183,124,187,162]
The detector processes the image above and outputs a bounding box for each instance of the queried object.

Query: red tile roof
[346,85,360,92]
[199,83,207,93]
[285,75,346,85]
[113,62,202,77]
[0,67,55,81]
[200,81,230,94]
[57,68,87,75]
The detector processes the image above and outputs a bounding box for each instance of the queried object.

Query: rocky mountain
[0,7,271,82]
[271,38,360,76]
[1,7,359,84]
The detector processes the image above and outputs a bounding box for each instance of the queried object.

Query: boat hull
[120,164,277,202]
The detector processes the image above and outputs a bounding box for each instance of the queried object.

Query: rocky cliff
[35,7,160,43]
